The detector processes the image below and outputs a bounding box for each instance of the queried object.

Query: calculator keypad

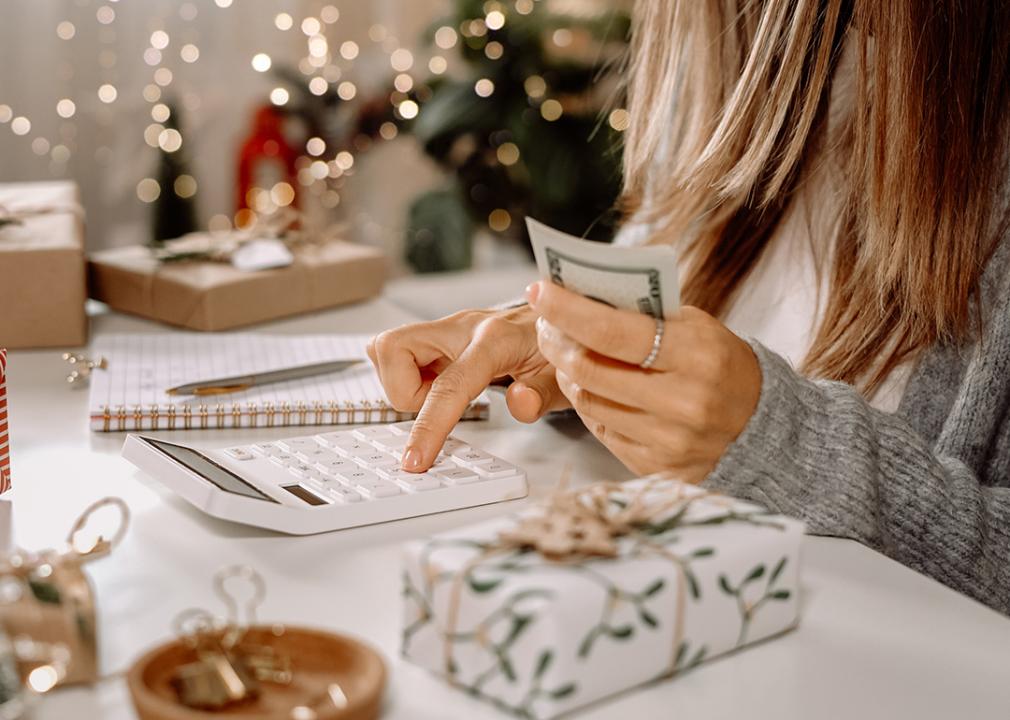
[228,423,520,507]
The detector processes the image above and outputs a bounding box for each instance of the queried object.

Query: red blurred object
[236,105,300,214]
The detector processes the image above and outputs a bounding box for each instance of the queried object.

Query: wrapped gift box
[402,478,804,719]
[87,240,386,331]
[0,182,87,349]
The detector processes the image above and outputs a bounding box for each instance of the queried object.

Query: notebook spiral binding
[93,398,489,432]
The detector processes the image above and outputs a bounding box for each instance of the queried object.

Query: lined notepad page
[88,333,488,432]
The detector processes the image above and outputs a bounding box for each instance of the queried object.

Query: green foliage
[406,188,474,272]
[403,0,630,271]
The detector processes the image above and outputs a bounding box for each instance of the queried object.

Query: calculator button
[337,468,383,485]
[451,448,494,466]
[315,432,358,448]
[287,463,318,479]
[295,447,333,462]
[252,442,282,456]
[441,437,467,452]
[356,452,399,468]
[432,467,482,485]
[475,462,516,479]
[334,441,375,457]
[315,459,359,475]
[306,474,340,486]
[394,474,440,492]
[370,435,410,452]
[325,486,363,503]
[374,466,412,481]
[224,447,255,461]
[352,426,396,440]
[353,479,402,498]
[277,437,321,453]
[268,453,296,467]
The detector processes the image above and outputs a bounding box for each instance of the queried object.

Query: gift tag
[230,239,293,272]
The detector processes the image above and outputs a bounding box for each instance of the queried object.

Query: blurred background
[0,0,630,279]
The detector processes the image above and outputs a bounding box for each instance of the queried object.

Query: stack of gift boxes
[0,182,87,349]
[0,180,387,343]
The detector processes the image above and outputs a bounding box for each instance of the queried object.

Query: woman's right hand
[367,303,569,472]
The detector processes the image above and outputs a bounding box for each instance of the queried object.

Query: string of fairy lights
[1,0,629,237]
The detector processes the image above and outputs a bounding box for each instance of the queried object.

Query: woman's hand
[528,281,762,483]
[367,304,569,472]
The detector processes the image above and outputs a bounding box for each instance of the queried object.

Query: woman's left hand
[527,281,762,483]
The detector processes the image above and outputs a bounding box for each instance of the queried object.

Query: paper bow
[154,208,343,264]
[496,477,707,561]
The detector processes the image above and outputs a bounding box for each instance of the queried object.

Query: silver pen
[165,359,363,396]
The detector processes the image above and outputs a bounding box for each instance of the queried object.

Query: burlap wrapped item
[0,182,87,349]
[87,240,386,331]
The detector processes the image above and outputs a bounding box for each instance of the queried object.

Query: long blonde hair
[623,1,1010,392]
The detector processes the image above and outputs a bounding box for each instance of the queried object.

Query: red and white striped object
[0,349,9,493]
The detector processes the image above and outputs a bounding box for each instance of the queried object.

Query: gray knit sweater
[703,235,1010,615]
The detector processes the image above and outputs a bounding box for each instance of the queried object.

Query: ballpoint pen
[165,359,363,396]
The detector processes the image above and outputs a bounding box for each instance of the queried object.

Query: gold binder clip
[64,497,130,562]
[213,566,292,685]
[171,608,259,710]
[62,354,107,387]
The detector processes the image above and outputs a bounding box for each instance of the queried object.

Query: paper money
[526,217,680,319]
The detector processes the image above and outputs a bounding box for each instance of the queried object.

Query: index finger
[528,281,668,368]
[402,348,494,472]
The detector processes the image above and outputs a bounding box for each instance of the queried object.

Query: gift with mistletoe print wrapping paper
[401,477,804,719]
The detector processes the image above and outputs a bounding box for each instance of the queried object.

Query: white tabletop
[6,293,1010,720]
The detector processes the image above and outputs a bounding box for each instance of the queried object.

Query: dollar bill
[526,217,680,319]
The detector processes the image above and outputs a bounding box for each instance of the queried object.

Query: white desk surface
[5,294,1010,720]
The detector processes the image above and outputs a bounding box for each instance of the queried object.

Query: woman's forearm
[703,342,1010,614]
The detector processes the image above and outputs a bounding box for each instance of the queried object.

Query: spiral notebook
[87,333,489,432]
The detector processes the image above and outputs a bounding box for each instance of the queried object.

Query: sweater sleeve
[702,341,1010,614]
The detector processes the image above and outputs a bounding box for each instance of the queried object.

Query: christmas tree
[402,0,631,272]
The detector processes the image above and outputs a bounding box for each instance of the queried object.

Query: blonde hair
[623,1,1010,393]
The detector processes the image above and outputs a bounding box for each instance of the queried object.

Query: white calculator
[122,421,528,535]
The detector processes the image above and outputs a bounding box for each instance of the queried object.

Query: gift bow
[442,477,724,685]
[154,208,343,264]
[496,478,707,560]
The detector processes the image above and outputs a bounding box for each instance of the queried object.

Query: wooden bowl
[127,626,386,720]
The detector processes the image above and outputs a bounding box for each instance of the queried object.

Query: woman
[368,1,1010,614]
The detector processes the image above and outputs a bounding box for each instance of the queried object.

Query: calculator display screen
[144,438,277,503]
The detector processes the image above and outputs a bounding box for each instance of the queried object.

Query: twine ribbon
[440,477,722,684]
[0,202,84,229]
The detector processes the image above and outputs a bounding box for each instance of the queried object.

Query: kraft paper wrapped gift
[402,478,804,719]
[87,240,386,331]
[0,182,87,349]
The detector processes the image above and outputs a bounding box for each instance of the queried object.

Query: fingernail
[525,281,541,306]
[517,382,544,413]
[402,446,424,471]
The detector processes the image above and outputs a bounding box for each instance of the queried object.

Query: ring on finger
[639,316,665,370]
